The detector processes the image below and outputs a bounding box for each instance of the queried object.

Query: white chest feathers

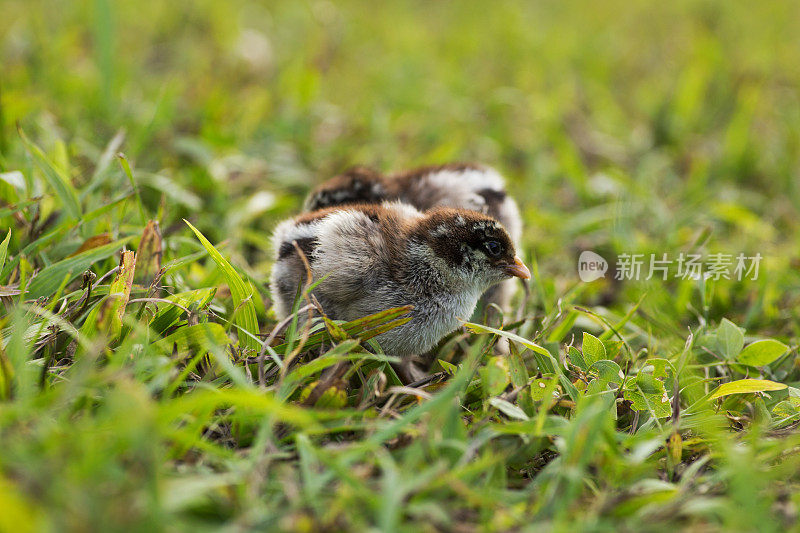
[375,288,481,356]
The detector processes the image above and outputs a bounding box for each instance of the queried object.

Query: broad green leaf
[635,372,665,395]
[529,376,558,402]
[624,389,671,419]
[588,360,623,386]
[582,332,606,365]
[788,387,800,407]
[695,333,718,353]
[737,339,790,367]
[587,379,609,396]
[185,220,260,352]
[772,400,799,419]
[568,345,588,371]
[26,237,133,299]
[18,127,82,220]
[624,373,671,418]
[709,379,787,400]
[644,358,674,380]
[716,318,744,359]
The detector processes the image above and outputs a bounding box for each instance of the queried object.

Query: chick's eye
[484,240,502,257]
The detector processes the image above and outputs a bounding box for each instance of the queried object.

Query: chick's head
[410,207,530,290]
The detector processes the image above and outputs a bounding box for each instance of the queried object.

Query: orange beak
[503,256,531,279]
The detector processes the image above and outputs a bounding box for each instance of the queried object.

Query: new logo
[578,251,608,282]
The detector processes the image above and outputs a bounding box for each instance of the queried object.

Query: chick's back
[269,202,418,320]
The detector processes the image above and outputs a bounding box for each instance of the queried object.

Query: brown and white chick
[269,202,530,359]
[303,163,524,313]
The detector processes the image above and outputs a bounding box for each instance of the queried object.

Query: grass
[1,0,800,530]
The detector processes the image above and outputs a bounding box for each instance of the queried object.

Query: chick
[269,202,530,358]
[304,163,523,313]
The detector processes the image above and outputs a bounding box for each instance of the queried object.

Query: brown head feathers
[411,207,517,270]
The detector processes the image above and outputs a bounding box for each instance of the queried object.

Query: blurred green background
[2,0,800,530]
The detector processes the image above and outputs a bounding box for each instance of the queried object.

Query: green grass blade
[118,153,148,224]
[0,194,131,281]
[185,220,260,352]
[18,127,82,221]
[598,294,646,341]
[152,322,230,354]
[0,197,41,219]
[463,321,552,359]
[26,236,133,299]
[464,321,580,401]
[106,250,136,338]
[0,229,10,278]
[270,306,414,354]
[148,287,217,334]
[80,129,125,199]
